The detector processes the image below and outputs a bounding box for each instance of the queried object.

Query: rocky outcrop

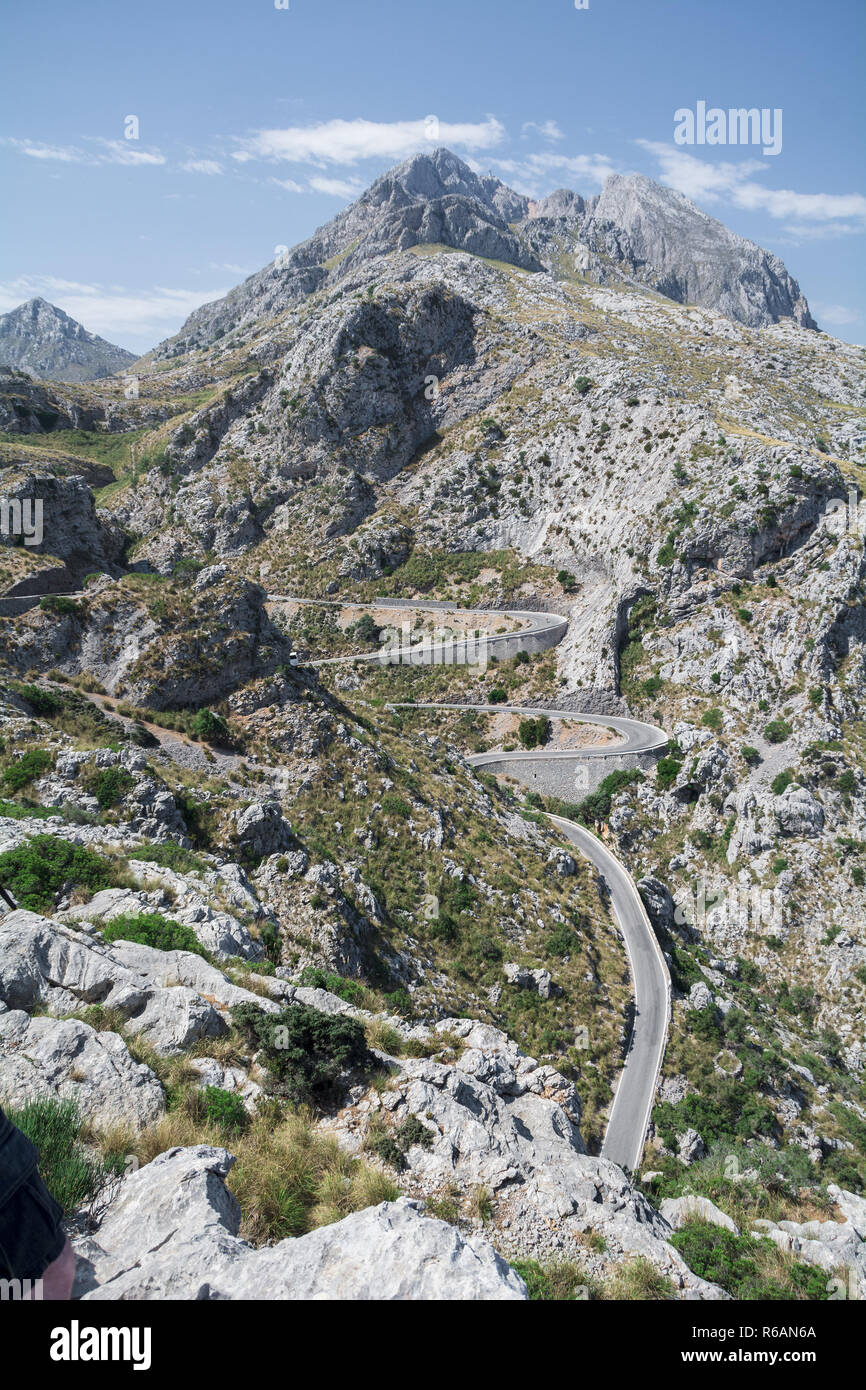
[73,1146,527,1300]
[0,472,124,575]
[0,367,107,434]
[574,173,816,329]
[751,1190,866,1282]
[331,1018,725,1297]
[660,1195,740,1234]
[234,799,294,859]
[0,1005,164,1131]
[0,910,239,1054]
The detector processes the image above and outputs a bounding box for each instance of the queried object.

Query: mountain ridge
[154,149,816,360]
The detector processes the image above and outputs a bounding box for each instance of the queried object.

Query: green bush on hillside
[6,1097,123,1218]
[99,911,207,957]
[0,834,118,912]
[231,1002,373,1102]
[3,749,53,792]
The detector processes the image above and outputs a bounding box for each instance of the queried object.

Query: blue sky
[1,0,863,352]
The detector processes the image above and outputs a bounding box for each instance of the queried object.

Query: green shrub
[656,756,683,790]
[741,746,760,764]
[380,793,411,819]
[6,1097,122,1217]
[736,608,752,624]
[701,708,723,731]
[837,770,857,795]
[670,1222,829,1300]
[11,683,62,717]
[192,707,231,744]
[201,1085,249,1136]
[764,718,792,744]
[100,911,207,957]
[511,1259,589,1300]
[771,769,794,796]
[670,1224,761,1296]
[93,765,134,809]
[642,674,663,696]
[0,799,56,821]
[653,1080,776,1151]
[40,595,86,619]
[231,1002,373,1101]
[577,769,644,823]
[298,966,367,1006]
[556,569,577,591]
[127,842,209,874]
[0,834,117,912]
[396,1114,434,1151]
[771,857,788,874]
[348,614,382,646]
[573,376,592,396]
[656,542,675,567]
[3,749,52,792]
[518,716,550,750]
[808,687,823,707]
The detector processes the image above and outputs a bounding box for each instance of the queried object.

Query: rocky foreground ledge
[72,1148,526,1301]
[2,903,864,1299]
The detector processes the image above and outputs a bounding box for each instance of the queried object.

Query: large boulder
[0,1007,164,1131]
[660,1195,739,1235]
[74,1145,527,1301]
[234,800,293,859]
[0,910,229,1054]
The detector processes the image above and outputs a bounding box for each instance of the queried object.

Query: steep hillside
[1,150,864,1299]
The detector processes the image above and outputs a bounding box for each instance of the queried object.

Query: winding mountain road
[269,595,672,1172]
[29,589,670,1170]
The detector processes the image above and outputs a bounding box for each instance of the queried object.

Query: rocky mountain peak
[583,171,817,328]
[0,297,138,382]
[371,148,529,221]
[156,148,817,359]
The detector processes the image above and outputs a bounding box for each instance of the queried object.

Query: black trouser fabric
[0,1106,66,1281]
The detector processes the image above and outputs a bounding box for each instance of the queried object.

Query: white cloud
[181,158,223,175]
[233,116,506,165]
[86,138,166,166]
[204,262,253,275]
[270,176,306,193]
[1,138,83,163]
[521,120,564,142]
[637,140,866,231]
[811,302,860,325]
[0,275,227,344]
[308,174,365,198]
[492,151,616,196]
[780,222,866,241]
[2,135,165,167]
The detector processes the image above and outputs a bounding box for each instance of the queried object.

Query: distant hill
[0,297,138,382]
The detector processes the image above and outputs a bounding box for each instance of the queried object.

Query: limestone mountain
[155,149,815,360]
[0,297,138,382]
[1,145,864,1302]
